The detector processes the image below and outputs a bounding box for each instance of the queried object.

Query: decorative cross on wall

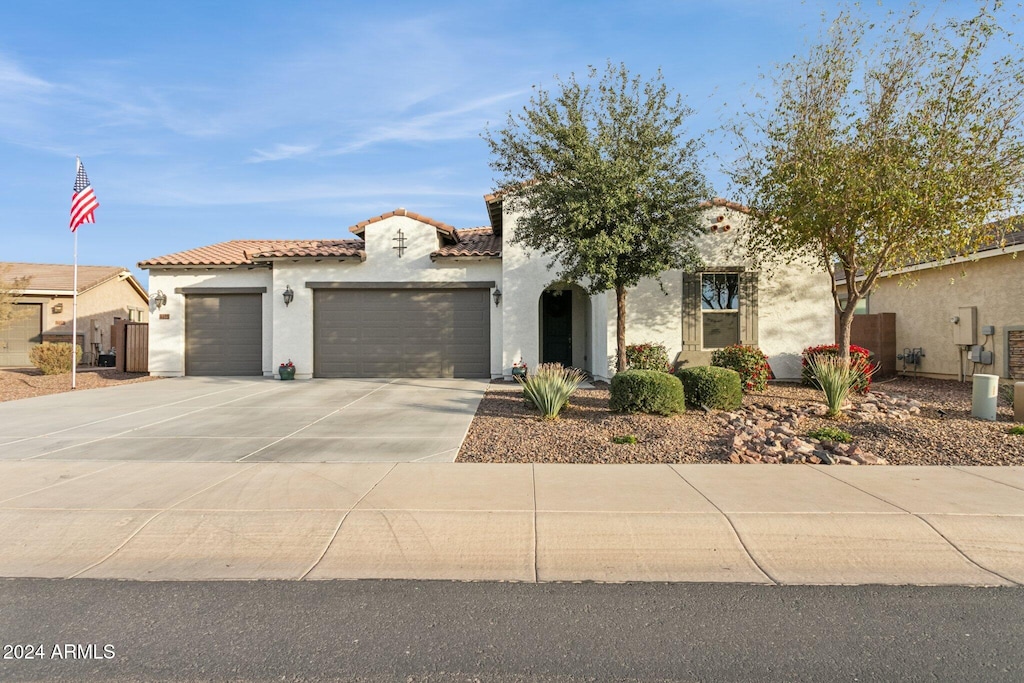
[393,229,407,257]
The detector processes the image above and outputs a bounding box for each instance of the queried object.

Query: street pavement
[0,459,1022,584]
[1,579,1022,682]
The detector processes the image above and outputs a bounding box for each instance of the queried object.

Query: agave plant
[517,362,587,419]
[806,354,876,418]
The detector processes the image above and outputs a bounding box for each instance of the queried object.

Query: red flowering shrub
[624,343,673,373]
[801,344,874,393]
[711,344,773,392]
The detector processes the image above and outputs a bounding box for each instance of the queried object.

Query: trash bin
[972,374,999,421]
[98,353,116,368]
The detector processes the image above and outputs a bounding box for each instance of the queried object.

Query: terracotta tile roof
[432,227,501,259]
[349,208,456,237]
[0,262,134,293]
[140,239,368,267]
[699,197,751,214]
[247,240,366,261]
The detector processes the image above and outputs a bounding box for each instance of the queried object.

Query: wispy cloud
[247,143,318,163]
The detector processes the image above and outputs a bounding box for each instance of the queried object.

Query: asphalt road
[1,579,1022,682]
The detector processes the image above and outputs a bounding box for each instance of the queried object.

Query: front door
[541,290,573,366]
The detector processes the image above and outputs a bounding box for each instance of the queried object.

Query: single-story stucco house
[0,263,149,367]
[839,223,1024,382]
[138,197,833,381]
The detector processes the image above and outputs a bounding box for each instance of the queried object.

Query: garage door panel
[314,289,489,378]
[0,303,42,367]
[185,294,262,376]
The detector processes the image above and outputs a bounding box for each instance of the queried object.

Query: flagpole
[72,224,78,390]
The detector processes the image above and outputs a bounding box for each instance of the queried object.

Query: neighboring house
[839,225,1024,382]
[0,263,149,367]
[139,197,834,381]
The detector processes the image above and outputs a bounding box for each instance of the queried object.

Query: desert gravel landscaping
[457,377,1024,465]
[0,367,157,403]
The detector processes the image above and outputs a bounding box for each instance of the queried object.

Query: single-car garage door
[185,293,262,376]
[0,303,42,367]
[314,288,489,378]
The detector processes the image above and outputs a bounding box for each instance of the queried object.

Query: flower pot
[278,366,296,380]
[511,367,527,380]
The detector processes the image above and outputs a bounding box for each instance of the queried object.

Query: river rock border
[713,391,922,465]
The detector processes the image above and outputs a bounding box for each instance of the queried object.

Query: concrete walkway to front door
[0,377,488,463]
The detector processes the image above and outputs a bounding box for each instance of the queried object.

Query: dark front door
[541,290,573,366]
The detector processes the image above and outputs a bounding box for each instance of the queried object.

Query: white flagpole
[72,221,78,390]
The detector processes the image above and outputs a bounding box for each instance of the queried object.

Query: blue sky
[0,0,958,287]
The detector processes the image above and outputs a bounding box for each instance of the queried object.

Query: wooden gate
[112,321,149,373]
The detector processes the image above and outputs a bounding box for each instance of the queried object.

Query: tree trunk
[836,306,855,361]
[616,284,628,372]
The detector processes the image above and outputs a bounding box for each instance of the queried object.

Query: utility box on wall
[955,306,978,346]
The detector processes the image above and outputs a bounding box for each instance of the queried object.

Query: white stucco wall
[271,216,502,378]
[146,215,502,378]
[602,208,834,380]
[146,268,274,377]
[500,206,610,380]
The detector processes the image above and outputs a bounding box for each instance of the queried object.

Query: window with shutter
[682,270,759,350]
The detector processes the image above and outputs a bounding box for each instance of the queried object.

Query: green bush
[624,342,672,372]
[517,362,586,419]
[807,426,853,443]
[609,370,686,415]
[1009,425,1024,436]
[674,366,742,411]
[29,342,83,375]
[612,434,638,444]
[711,344,772,392]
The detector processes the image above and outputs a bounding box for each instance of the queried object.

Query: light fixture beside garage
[493,288,502,306]
[152,290,167,309]
[283,285,295,307]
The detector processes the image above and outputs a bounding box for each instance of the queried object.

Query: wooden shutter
[739,270,759,345]
[681,273,701,351]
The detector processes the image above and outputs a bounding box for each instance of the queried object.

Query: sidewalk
[1,461,1022,585]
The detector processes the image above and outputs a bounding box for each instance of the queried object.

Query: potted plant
[278,359,296,380]
[511,358,528,379]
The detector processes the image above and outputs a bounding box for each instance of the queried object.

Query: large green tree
[730,1,1024,358]
[486,62,711,372]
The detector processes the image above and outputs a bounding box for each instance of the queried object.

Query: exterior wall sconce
[52,302,63,314]
[493,288,502,307]
[152,290,167,309]
[283,285,295,307]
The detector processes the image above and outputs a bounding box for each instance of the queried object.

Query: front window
[701,273,740,348]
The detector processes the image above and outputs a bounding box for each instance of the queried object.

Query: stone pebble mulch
[718,390,922,465]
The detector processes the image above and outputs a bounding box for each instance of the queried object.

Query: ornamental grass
[806,354,876,418]
[517,362,587,420]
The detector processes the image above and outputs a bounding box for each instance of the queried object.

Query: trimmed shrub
[612,434,638,444]
[29,342,83,375]
[711,344,773,392]
[624,342,672,372]
[674,366,743,411]
[807,426,853,443]
[1009,425,1024,436]
[610,370,686,416]
[801,344,874,393]
[517,362,586,419]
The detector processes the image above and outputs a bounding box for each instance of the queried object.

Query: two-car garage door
[313,288,490,378]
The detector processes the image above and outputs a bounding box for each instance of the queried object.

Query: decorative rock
[807,455,822,465]
[835,456,859,465]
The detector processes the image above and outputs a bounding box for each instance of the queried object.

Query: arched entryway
[538,284,591,372]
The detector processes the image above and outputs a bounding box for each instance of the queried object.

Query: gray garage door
[185,294,262,376]
[314,289,490,378]
[0,303,42,367]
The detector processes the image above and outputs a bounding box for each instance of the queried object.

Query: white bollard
[1016,382,1024,424]
[972,374,999,421]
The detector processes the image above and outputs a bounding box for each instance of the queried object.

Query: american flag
[70,157,99,231]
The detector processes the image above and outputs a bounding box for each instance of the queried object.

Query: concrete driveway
[0,377,488,463]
